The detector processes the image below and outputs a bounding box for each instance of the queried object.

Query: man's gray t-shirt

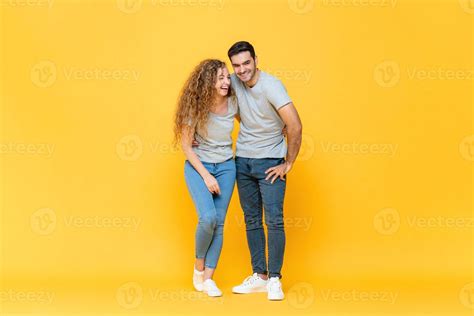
[192,97,238,163]
[231,71,291,158]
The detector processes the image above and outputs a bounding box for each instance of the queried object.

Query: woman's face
[214,66,231,97]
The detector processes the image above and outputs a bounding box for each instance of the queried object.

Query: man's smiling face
[230,51,258,83]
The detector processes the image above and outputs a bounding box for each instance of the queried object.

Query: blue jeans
[235,157,286,279]
[184,158,236,269]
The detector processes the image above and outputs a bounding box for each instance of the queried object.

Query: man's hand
[265,161,292,184]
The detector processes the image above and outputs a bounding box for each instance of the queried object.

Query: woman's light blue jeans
[184,158,236,269]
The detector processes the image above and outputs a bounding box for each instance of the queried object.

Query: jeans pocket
[265,158,285,167]
[252,158,282,177]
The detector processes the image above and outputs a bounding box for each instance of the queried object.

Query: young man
[228,41,303,301]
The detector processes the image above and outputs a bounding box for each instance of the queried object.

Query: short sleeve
[265,78,292,110]
[229,96,239,116]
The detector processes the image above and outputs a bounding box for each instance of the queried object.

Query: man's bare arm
[278,102,302,164]
[265,102,303,183]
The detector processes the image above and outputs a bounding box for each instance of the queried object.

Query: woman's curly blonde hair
[173,59,234,146]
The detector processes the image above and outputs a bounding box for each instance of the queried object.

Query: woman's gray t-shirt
[192,97,238,163]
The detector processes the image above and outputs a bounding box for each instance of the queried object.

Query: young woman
[174,59,238,297]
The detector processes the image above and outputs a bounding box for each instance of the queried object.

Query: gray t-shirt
[192,97,238,163]
[231,71,292,158]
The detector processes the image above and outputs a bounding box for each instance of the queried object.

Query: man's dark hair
[228,41,256,60]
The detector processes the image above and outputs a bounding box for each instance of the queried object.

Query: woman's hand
[203,174,221,195]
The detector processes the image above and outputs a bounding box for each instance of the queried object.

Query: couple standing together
[173,41,303,301]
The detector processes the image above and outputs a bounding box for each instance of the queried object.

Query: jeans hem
[253,270,268,275]
[268,273,282,279]
[205,264,217,269]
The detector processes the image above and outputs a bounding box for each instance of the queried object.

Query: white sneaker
[202,279,222,297]
[193,267,204,292]
[267,277,284,300]
[232,273,268,294]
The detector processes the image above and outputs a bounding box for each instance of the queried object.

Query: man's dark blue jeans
[235,156,286,279]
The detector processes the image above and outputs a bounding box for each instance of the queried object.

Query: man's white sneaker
[267,277,284,300]
[202,279,222,297]
[193,267,204,292]
[232,273,268,294]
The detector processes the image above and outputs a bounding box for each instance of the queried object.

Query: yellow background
[1,0,472,315]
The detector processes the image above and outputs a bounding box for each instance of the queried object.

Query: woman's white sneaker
[202,279,222,297]
[193,267,204,292]
[267,277,284,300]
[232,273,268,294]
